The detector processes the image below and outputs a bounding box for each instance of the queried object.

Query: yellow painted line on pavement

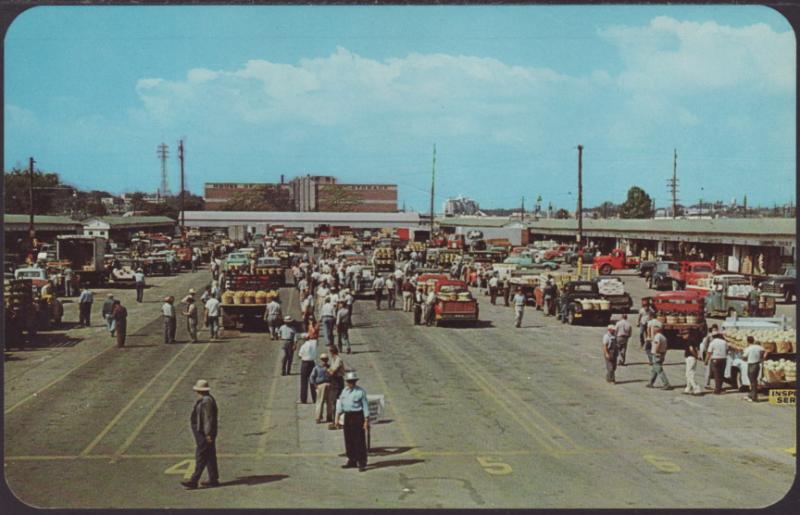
[440,330,580,451]
[80,344,193,456]
[5,344,118,415]
[434,340,562,455]
[111,343,212,462]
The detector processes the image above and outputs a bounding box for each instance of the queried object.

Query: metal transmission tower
[157,143,170,197]
[667,148,679,218]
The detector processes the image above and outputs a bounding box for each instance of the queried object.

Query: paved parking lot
[3,267,796,509]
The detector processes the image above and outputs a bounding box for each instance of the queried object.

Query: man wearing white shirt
[298,327,319,404]
[205,296,221,340]
[705,331,728,395]
[264,298,282,340]
[320,298,337,347]
[372,275,386,310]
[488,275,499,304]
[162,296,177,344]
[614,314,632,366]
[741,336,767,402]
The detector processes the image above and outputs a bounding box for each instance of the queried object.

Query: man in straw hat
[335,370,370,472]
[310,353,333,423]
[279,316,297,376]
[181,379,219,489]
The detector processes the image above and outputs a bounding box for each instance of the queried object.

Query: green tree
[554,208,571,219]
[4,168,64,214]
[219,185,292,211]
[619,186,653,219]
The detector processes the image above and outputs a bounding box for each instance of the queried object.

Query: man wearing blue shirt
[78,288,94,327]
[336,370,370,471]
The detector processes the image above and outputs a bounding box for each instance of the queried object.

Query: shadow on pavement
[217,474,289,487]
[374,419,393,425]
[615,379,646,385]
[368,446,415,457]
[350,350,380,355]
[365,458,425,471]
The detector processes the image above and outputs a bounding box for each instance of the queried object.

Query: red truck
[174,245,193,269]
[645,291,708,348]
[592,248,640,275]
[668,261,715,291]
[432,279,479,326]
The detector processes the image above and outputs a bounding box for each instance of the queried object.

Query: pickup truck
[255,257,285,287]
[502,255,559,270]
[759,265,796,303]
[432,280,479,326]
[667,261,715,291]
[556,280,612,326]
[224,252,251,272]
[698,275,776,318]
[592,248,640,275]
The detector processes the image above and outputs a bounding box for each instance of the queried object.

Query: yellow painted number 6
[164,459,196,479]
[643,454,680,473]
[476,456,512,475]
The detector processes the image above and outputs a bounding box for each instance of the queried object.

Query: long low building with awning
[183,210,421,234]
[438,216,796,275]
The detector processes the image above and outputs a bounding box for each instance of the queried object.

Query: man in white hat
[181,288,196,305]
[264,296,282,340]
[335,370,370,472]
[602,324,618,384]
[278,316,297,376]
[162,296,177,344]
[182,379,219,489]
[134,268,146,303]
[310,353,333,423]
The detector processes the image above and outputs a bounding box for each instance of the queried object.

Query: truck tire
[600,264,612,276]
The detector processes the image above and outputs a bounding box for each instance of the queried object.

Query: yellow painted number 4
[476,456,512,475]
[643,454,680,473]
[164,459,195,479]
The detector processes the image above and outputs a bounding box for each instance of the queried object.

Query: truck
[223,252,251,273]
[432,279,479,326]
[593,276,633,313]
[371,247,395,273]
[668,261,715,290]
[759,265,796,303]
[648,261,680,289]
[220,289,279,330]
[697,274,776,318]
[591,248,640,275]
[56,235,107,286]
[646,291,708,348]
[502,254,559,271]
[254,257,286,288]
[556,281,613,326]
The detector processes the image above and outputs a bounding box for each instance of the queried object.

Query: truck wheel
[600,264,612,275]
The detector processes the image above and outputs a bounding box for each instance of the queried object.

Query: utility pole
[521,196,525,222]
[157,143,169,197]
[178,139,185,236]
[28,157,36,247]
[743,194,748,218]
[668,148,679,219]
[430,144,436,236]
[577,145,583,247]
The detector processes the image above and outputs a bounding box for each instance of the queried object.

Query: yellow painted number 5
[164,459,196,479]
[476,456,512,475]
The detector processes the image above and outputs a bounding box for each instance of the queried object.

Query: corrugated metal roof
[185,211,420,223]
[437,216,510,228]
[524,217,795,237]
[4,214,82,226]
[83,216,176,227]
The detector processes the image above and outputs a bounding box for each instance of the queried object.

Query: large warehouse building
[184,210,420,234]
[204,175,398,212]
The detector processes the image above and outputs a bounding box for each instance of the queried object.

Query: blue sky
[4,5,795,212]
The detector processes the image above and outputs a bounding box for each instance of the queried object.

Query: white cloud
[600,16,795,95]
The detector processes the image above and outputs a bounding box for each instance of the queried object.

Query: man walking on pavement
[614,314,632,366]
[63,266,74,297]
[265,296,282,340]
[646,326,673,390]
[78,287,94,327]
[336,300,352,354]
[372,275,385,310]
[402,278,415,312]
[320,297,336,347]
[112,300,128,348]
[645,314,663,365]
[162,296,177,344]
[298,325,319,403]
[385,275,396,309]
[513,287,526,328]
[134,268,146,303]
[637,298,652,349]
[183,297,199,343]
[602,325,618,384]
[741,336,767,402]
[683,339,703,395]
[205,294,221,341]
[181,380,220,489]
[488,274,499,305]
[705,330,729,395]
[336,371,370,472]
[311,353,333,423]
[279,316,297,376]
[326,345,346,426]
[502,277,511,307]
[101,293,116,337]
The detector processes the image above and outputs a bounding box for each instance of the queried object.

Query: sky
[4,5,796,212]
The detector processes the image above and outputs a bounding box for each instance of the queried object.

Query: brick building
[204,175,397,212]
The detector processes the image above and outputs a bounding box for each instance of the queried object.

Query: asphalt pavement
[3,266,796,509]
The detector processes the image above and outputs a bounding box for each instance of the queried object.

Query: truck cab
[703,275,776,318]
[667,261,715,290]
[760,265,796,303]
[592,248,639,275]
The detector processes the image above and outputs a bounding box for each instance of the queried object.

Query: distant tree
[128,192,148,212]
[85,200,108,217]
[4,168,64,214]
[597,201,618,218]
[619,186,653,219]
[219,185,291,211]
[554,208,571,219]
[166,193,206,212]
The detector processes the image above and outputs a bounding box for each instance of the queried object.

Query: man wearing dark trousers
[182,379,219,489]
[297,326,319,403]
[279,316,297,376]
[336,371,370,472]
